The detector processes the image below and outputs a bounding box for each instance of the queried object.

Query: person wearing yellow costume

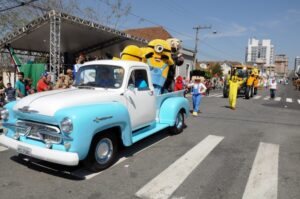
[229,75,243,110]
[120,45,143,61]
[253,76,260,95]
[111,45,143,61]
[245,70,255,99]
[143,39,174,95]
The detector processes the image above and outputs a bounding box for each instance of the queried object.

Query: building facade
[294,56,300,75]
[274,54,288,78]
[245,38,274,76]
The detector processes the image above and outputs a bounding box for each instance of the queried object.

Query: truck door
[125,68,156,130]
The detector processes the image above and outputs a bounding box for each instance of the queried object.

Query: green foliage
[210,63,223,77]
[204,70,212,79]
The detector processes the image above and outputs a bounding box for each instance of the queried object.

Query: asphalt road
[0,84,300,199]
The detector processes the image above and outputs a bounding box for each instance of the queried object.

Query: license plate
[17,145,32,156]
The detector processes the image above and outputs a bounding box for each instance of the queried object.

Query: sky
[110,0,300,69]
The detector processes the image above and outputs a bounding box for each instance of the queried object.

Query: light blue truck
[0,60,189,171]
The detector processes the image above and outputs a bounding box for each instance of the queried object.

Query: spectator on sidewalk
[0,77,5,106]
[188,77,207,116]
[15,72,26,98]
[174,76,184,91]
[269,78,277,99]
[25,78,35,95]
[64,69,74,88]
[37,72,52,92]
[205,79,213,96]
[4,83,16,102]
[54,73,67,89]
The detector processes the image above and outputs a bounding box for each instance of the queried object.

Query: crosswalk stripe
[298,99,300,104]
[263,96,270,100]
[0,145,8,152]
[242,142,279,199]
[135,135,224,199]
[253,95,261,99]
[286,98,293,103]
[216,94,223,97]
[274,97,281,101]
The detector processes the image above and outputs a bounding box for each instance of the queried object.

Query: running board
[132,123,169,143]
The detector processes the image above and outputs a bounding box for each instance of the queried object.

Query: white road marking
[72,136,170,180]
[207,93,220,97]
[242,142,279,199]
[298,99,300,104]
[253,95,261,99]
[286,98,293,103]
[216,94,223,97]
[263,96,270,100]
[274,97,281,101]
[0,145,8,152]
[135,135,224,199]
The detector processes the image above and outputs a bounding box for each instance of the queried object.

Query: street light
[192,25,212,71]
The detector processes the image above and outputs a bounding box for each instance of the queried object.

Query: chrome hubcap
[95,138,113,165]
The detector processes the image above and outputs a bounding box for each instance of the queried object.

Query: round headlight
[0,109,9,120]
[60,117,73,133]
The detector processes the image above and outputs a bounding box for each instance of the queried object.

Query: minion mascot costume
[144,39,174,95]
[229,75,243,110]
[120,45,143,61]
[164,38,184,92]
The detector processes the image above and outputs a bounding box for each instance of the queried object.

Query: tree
[0,0,132,38]
[211,63,223,77]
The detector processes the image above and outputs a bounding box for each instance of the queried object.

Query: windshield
[235,68,249,79]
[74,64,124,89]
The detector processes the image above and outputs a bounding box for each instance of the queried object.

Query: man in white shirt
[269,78,277,99]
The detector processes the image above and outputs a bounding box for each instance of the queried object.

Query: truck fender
[54,102,132,160]
[159,97,189,126]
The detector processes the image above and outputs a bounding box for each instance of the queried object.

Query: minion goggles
[148,45,171,53]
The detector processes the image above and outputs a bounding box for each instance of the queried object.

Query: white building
[245,38,275,67]
[294,56,300,76]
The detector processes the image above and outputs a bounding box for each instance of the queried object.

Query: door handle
[148,90,154,96]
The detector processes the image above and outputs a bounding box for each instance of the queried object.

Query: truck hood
[13,88,123,116]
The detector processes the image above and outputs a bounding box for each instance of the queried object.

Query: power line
[98,0,193,40]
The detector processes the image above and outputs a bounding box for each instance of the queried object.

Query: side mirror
[127,84,135,91]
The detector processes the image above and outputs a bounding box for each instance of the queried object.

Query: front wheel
[169,111,185,135]
[84,132,118,172]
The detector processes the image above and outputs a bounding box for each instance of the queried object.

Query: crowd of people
[0,68,74,107]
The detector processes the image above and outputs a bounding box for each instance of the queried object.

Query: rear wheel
[84,132,118,172]
[245,86,250,99]
[169,111,185,135]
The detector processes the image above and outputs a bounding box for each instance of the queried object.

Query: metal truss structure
[0,10,148,79]
[49,11,61,78]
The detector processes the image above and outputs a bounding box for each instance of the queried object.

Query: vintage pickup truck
[0,60,189,171]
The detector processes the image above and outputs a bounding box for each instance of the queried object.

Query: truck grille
[16,121,62,144]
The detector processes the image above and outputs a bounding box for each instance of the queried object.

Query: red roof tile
[124,26,172,41]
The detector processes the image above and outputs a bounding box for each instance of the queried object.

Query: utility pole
[193,25,211,70]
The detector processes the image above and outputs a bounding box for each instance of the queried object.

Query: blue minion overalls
[191,84,202,113]
[147,59,168,95]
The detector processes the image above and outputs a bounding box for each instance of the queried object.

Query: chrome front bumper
[0,134,79,166]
